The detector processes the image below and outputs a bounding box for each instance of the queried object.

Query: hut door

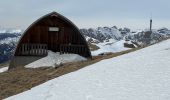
[48,27,60,52]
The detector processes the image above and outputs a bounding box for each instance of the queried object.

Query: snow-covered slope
[25,51,87,68]
[6,39,170,100]
[91,39,130,55]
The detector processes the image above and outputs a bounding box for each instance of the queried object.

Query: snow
[0,37,19,44]
[97,27,122,39]
[0,30,7,33]
[0,29,22,34]
[25,51,87,68]
[0,67,8,73]
[92,39,130,55]
[5,39,170,100]
[9,29,22,33]
[85,36,99,43]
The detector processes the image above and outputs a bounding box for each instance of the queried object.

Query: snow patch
[25,51,87,68]
[0,67,8,73]
[92,39,130,56]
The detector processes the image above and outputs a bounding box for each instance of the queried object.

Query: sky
[0,0,170,30]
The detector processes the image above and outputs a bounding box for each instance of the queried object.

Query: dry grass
[88,43,100,51]
[0,48,141,99]
[0,61,9,68]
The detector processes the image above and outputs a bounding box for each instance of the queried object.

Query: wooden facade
[14,12,91,58]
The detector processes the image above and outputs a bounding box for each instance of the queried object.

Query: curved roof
[13,11,91,57]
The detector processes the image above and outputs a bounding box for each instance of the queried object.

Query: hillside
[5,39,170,100]
[0,48,138,99]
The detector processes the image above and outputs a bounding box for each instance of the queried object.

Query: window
[49,27,59,32]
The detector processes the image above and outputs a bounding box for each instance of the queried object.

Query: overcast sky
[0,0,170,30]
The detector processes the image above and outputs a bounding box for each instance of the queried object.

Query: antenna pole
[150,13,152,32]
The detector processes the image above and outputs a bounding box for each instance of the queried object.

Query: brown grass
[0,61,9,68]
[0,48,141,99]
[88,43,100,51]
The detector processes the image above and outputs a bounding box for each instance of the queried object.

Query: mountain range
[0,27,170,63]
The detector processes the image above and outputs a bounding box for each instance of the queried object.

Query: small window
[49,27,59,32]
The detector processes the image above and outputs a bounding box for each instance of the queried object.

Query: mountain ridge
[0,27,170,63]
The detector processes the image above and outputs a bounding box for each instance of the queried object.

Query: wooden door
[48,28,60,52]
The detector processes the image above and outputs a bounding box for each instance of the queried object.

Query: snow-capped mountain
[0,29,21,34]
[81,26,170,55]
[81,27,170,45]
[80,26,129,42]
[0,29,22,63]
[125,28,170,46]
